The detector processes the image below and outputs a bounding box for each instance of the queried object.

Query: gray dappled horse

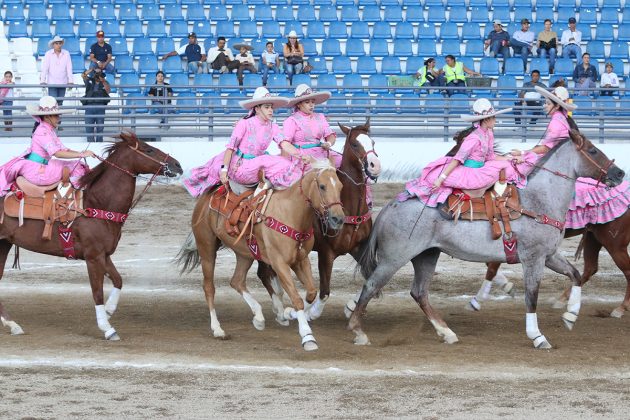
[349,131,625,349]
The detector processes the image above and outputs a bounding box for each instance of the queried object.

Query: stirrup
[254,179,272,196]
[493,181,507,196]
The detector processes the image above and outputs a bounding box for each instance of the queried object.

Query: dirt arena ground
[1,183,629,418]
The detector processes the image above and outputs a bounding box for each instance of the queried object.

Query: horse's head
[301,159,345,231]
[116,132,183,177]
[569,130,624,187]
[339,119,381,181]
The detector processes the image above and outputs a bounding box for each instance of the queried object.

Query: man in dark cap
[510,18,535,69]
[560,17,582,59]
[89,31,115,73]
[162,32,207,74]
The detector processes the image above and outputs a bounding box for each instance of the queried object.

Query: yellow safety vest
[443,62,465,83]
[417,67,428,86]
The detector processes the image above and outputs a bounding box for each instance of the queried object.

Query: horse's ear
[338,123,350,135]
[364,117,371,132]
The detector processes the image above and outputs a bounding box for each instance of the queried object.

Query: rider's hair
[446,125,477,157]
[566,114,580,131]
[32,120,40,134]
[243,107,257,119]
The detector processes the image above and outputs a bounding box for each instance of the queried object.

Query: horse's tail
[11,246,20,270]
[175,231,200,274]
[357,206,389,280]
[574,234,586,261]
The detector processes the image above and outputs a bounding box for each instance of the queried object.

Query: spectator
[442,55,480,96]
[600,62,619,97]
[0,70,13,131]
[89,31,115,74]
[414,58,444,89]
[560,17,582,59]
[162,32,207,74]
[510,19,535,70]
[551,77,566,88]
[515,70,547,125]
[573,52,598,96]
[207,37,237,73]
[484,20,510,58]
[232,44,257,86]
[81,68,110,143]
[147,71,174,127]
[537,19,558,74]
[40,36,73,105]
[261,42,280,86]
[283,31,304,85]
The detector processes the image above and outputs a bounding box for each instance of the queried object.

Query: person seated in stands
[510,19,535,70]
[88,31,115,74]
[233,44,257,86]
[162,32,207,74]
[261,42,280,86]
[484,20,510,58]
[207,37,237,74]
[515,69,547,125]
[442,55,481,97]
[414,58,444,89]
[560,17,582,59]
[283,31,305,85]
[147,70,174,128]
[600,62,619,97]
[537,19,558,74]
[0,70,14,131]
[573,52,598,96]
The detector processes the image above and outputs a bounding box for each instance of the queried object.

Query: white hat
[493,20,502,26]
[287,30,298,38]
[239,87,290,110]
[460,98,512,122]
[26,96,74,117]
[524,91,542,100]
[48,35,65,49]
[233,43,253,51]
[287,84,332,108]
[535,85,577,111]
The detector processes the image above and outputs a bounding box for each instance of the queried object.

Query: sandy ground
[1,184,629,419]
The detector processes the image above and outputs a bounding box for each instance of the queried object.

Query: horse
[256,120,381,323]
[176,159,345,351]
[0,132,183,340]
[472,207,630,318]
[349,130,625,349]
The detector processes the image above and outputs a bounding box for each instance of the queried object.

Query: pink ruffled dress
[0,119,90,195]
[403,125,512,206]
[282,110,342,168]
[183,115,303,197]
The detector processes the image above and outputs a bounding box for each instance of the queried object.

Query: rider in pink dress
[183,87,306,197]
[0,96,94,195]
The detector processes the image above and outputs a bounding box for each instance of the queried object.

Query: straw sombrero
[239,87,290,110]
[460,98,512,122]
[233,43,253,51]
[287,84,332,108]
[47,35,65,49]
[26,96,74,117]
[535,85,577,111]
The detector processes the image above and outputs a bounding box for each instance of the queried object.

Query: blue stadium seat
[319,5,338,22]
[622,8,630,24]
[32,21,52,38]
[141,4,161,21]
[55,21,76,38]
[284,21,304,38]
[228,38,245,54]
[71,55,86,73]
[176,96,199,114]
[273,39,285,55]
[254,5,273,21]
[326,93,348,114]
[266,74,288,92]
[381,56,401,74]
[529,58,549,76]
[224,94,246,115]
[557,7,575,24]
[424,0,444,6]
[449,6,468,23]
[297,5,316,22]
[163,4,184,21]
[600,8,619,25]
[513,7,533,24]
[101,20,122,37]
[492,7,510,24]
[51,4,72,22]
[504,58,524,76]
[374,93,397,114]
[579,8,597,25]
[115,55,135,74]
[342,73,363,93]
[199,93,221,115]
[156,38,175,56]
[619,98,630,116]
[341,6,360,22]
[399,94,421,114]
[417,41,437,57]
[329,22,349,39]
[337,0,355,6]
[163,55,184,74]
[573,97,593,116]
[208,5,229,21]
[393,39,413,57]
[36,37,51,56]
[7,21,28,38]
[216,21,236,38]
[28,4,48,21]
[308,57,328,74]
[406,56,424,74]
[449,94,470,112]
[124,20,144,38]
[357,56,377,74]
[346,38,366,56]
[5,4,25,21]
[446,0,466,6]
[465,41,484,57]
[609,42,629,59]
[469,7,487,23]
[322,39,342,56]
[169,21,189,38]
[96,4,116,21]
[586,41,605,59]
[384,6,403,23]
[369,39,390,57]
[276,6,295,22]
[239,21,259,38]
[440,23,459,40]
[595,25,614,42]
[124,93,148,115]
[372,22,393,39]
[496,75,516,96]
[317,74,338,90]
[480,57,500,76]
[147,21,168,38]
[461,24,480,41]
[119,73,141,93]
[231,5,250,22]
[350,21,370,39]
[192,21,213,38]
[417,24,437,40]
[535,8,554,22]
[73,4,93,21]
[361,5,381,23]
[333,56,353,74]
[301,38,318,56]
[307,21,326,39]
[553,58,574,77]
[350,93,372,115]
[358,0,378,5]
[394,22,415,40]
[427,6,446,23]
[405,6,424,23]
[594,97,617,116]
[118,5,139,21]
[192,73,213,93]
[63,37,81,56]
[291,74,311,87]
[618,25,630,42]
[441,39,461,56]
[469,0,487,6]
[577,24,592,42]
[133,38,154,56]
[242,73,263,93]
[250,38,266,56]
[186,4,207,21]
[368,74,388,93]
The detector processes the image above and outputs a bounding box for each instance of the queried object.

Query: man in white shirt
[207,37,237,73]
[510,19,535,70]
[560,17,582,59]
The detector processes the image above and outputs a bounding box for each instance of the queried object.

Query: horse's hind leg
[606,246,630,318]
[544,251,583,331]
[468,262,515,311]
[409,249,458,344]
[230,254,264,331]
[306,248,336,321]
[104,256,122,318]
[0,241,24,335]
[257,262,288,326]
[197,231,225,339]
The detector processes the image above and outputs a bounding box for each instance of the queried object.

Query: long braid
[446,125,476,157]
[31,121,40,134]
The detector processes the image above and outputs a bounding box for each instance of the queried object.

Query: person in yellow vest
[414,58,444,91]
[442,54,481,96]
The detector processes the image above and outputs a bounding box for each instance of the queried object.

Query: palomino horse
[350,131,625,349]
[0,133,182,339]
[257,120,381,323]
[472,207,630,318]
[176,159,344,351]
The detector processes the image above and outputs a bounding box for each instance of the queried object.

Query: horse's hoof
[533,335,552,349]
[503,282,515,297]
[252,317,265,331]
[353,332,371,346]
[443,334,459,344]
[283,307,296,321]
[466,297,480,312]
[344,299,356,319]
[106,331,120,341]
[610,308,625,318]
[10,326,24,335]
[562,312,577,331]
[275,315,290,327]
[213,330,230,340]
[552,299,566,310]
[303,340,318,352]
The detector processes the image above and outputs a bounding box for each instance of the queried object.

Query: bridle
[298,164,343,233]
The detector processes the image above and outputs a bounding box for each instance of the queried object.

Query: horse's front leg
[86,254,120,340]
[257,262,288,326]
[0,240,24,335]
[522,258,552,349]
[544,251,583,330]
[306,248,335,321]
[104,256,122,318]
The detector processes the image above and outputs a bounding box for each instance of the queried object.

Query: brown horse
[476,208,630,317]
[176,159,345,351]
[0,133,182,339]
[257,121,382,323]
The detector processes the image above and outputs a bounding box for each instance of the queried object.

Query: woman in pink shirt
[40,36,73,105]
[183,87,307,197]
[0,96,95,195]
[0,70,14,131]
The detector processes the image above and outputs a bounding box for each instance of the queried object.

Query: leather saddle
[1,169,84,240]
[209,180,271,237]
[439,170,522,240]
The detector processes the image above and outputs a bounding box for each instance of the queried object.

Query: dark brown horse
[257,120,382,323]
[0,133,182,339]
[478,208,630,317]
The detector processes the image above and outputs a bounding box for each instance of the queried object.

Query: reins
[298,164,343,236]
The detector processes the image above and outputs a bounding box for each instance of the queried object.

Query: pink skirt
[565,179,630,229]
[0,156,90,195]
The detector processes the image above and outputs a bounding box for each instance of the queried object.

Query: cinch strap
[295,143,322,150]
[463,159,484,168]
[85,208,128,224]
[236,149,268,159]
[344,211,372,225]
[265,216,313,245]
[24,152,49,165]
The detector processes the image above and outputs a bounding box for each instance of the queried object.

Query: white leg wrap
[210,309,226,338]
[477,280,492,301]
[525,313,542,340]
[95,305,117,340]
[567,286,582,315]
[307,295,328,321]
[242,292,265,330]
[1,316,24,335]
[284,307,298,321]
[296,310,313,338]
[271,293,285,315]
[429,319,459,344]
[467,296,481,311]
[533,335,550,348]
[104,287,121,317]
[493,271,508,287]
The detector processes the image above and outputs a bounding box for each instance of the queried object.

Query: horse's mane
[309,158,334,171]
[528,138,570,177]
[78,132,139,188]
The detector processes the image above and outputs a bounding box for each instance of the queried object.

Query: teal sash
[24,152,49,165]
[463,159,484,168]
[295,143,321,150]
[235,149,268,159]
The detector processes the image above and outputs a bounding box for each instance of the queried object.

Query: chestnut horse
[176,159,345,351]
[257,121,381,322]
[0,133,182,339]
[474,208,630,317]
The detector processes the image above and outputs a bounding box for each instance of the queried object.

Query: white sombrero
[26,96,74,117]
[48,35,65,49]
[287,84,332,108]
[460,98,512,122]
[535,85,577,111]
[239,87,290,110]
